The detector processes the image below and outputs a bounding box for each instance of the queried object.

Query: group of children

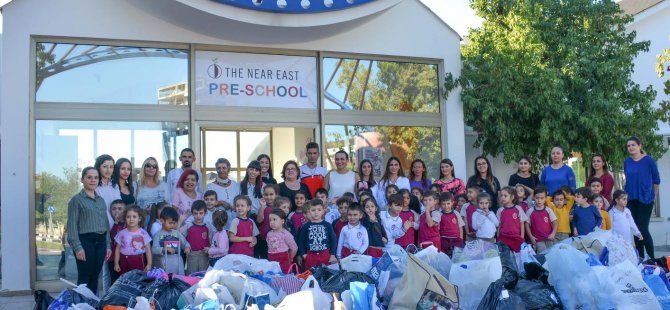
[106,176,644,283]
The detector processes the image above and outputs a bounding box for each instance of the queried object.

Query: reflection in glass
[35,120,188,283]
[36,43,188,105]
[325,125,441,179]
[322,58,439,112]
[201,130,271,182]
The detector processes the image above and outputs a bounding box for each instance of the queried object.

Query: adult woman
[94,154,120,227]
[408,159,432,193]
[372,157,410,209]
[508,156,540,192]
[434,158,465,196]
[240,160,264,214]
[206,158,240,207]
[540,145,576,196]
[279,160,312,211]
[257,154,277,185]
[356,159,376,194]
[324,150,359,203]
[113,158,135,205]
[586,154,614,203]
[466,156,501,212]
[135,157,170,212]
[171,169,203,225]
[66,167,111,294]
[624,136,660,259]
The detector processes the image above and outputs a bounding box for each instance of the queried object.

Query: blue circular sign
[212,0,377,13]
[48,206,56,213]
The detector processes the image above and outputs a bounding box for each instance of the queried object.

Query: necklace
[215,178,231,187]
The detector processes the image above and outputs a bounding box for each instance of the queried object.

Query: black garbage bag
[98,270,153,308]
[477,243,523,310]
[513,279,562,310]
[523,262,550,284]
[310,266,338,284]
[51,288,99,310]
[142,274,191,310]
[497,243,519,289]
[33,289,54,310]
[320,270,376,294]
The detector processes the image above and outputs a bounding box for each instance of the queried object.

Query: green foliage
[36,168,81,226]
[445,0,667,170]
[657,38,670,122]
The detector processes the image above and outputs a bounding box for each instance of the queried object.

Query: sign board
[47,206,56,213]
[195,51,318,109]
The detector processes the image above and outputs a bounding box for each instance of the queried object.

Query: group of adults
[66,137,660,293]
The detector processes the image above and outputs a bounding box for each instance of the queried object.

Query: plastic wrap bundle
[452,239,499,263]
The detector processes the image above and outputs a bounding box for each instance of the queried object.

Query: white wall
[627,2,670,246]
[0,0,463,291]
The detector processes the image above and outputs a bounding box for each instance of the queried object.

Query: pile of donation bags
[35,229,670,309]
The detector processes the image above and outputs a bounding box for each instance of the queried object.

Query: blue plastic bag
[642,267,670,308]
[350,282,375,310]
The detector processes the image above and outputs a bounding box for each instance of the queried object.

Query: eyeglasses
[144,164,158,169]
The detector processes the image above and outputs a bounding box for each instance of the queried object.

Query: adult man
[167,148,203,195]
[300,142,327,197]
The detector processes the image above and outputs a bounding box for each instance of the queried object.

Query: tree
[657,39,670,121]
[445,0,667,170]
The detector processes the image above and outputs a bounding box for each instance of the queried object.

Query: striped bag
[270,264,305,295]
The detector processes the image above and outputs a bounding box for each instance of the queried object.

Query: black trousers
[628,199,655,260]
[74,233,107,294]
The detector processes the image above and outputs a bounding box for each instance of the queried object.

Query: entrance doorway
[200,127,316,184]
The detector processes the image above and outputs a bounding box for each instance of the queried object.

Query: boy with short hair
[332,197,351,240]
[180,200,214,274]
[336,203,369,259]
[298,199,337,270]
[571,187,602,236]
[381,193,412,247]
[439,192,465,255]
[525,186,558,253]
[185,190,220,228]
[460,185,483,241]
[152,207,191,275]
[548,189,574,241]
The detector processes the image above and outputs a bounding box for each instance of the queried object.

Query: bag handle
[287,263,300,275]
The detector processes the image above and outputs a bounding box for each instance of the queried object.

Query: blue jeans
[74,233,107,294]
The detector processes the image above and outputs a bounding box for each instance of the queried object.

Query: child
[185,190,219,228]
[107,200,125,284]
[571,187,602,236]
[593,194,611,230]
[152,207,191,275]
[337,203,369,258]
[515,184,532,213]
[472,193,499,243]
[609,190,643,246]
[381,194,412,247]
[411,187,425,213]
[229,195,259,257]
[289,190,309,235]
[548,189,574,241]
[429,183,443,194]
[275,196,297,238]
[298,199,337,270]
[525,186,557,253]
[114,205,152,274]
[267,208,298,273]
[439,192,465,255]
[358,190,373,205]
[382,184,400,211]
[496,187,527,252]
[256,183,280,259]
[589,178,610,208]
[332,197,351,240]
[318,188,338,224]
[148,202,169,236]
[394,189,419,249]
[180,200,215,274]
[208,209,229,267]
[361,198,387,258]
[461,185,483,241]
[455,194,468,213]
[418,191,442,249]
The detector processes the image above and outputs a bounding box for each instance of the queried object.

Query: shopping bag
[350,282,375,310]
[329,254,373,273]
[415,245,452,280]
[270,273,305,295]
[320,262,376,294]
[449,256,502,310]
[212,254,283,274]
[608,261,661,310]
[366,251,393,281]
[300,275,333,309]
[389,253,458,309]
[571,238,603,257]
[243,293,270,310]
[642,266,670,309]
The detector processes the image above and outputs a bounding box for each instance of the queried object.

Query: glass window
[322,58,440,112]
[35,120,188,283]
[36,43,188,105]
[324,125,442,179]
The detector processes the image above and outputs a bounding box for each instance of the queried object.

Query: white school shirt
[372,177,411,211]
[336,223,369,257]
[609,207,641,246]
[380,211,406,247]
[472,209,499,239]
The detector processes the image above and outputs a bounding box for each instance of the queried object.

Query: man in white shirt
[167,148,203,196]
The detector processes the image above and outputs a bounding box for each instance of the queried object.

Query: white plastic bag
[608,261,661,310]
[239,277,282,307]
[68,304,95,310]
[212,254,283,274]
[194,284,236,306]
[328,254,373,273]
[266,291,315,310]
[128,297,152,310]
[300,275,333,309]
[449,256,502,310]
[415,245,452,279]
[605,233,639,266]
[452,239,499,263]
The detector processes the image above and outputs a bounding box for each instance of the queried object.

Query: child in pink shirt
[229,195,259,257]
[439,192,465,255]
[114,205,152,274]
[496,187,527,252]
[418,191,442,249]
[394,190,419,249]
[208,209,229,267]
[267,208,298,273]
[289,190,309,235]
[461,185,482,241]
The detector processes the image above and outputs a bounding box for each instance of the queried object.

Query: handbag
[389,253,459,309]
[270,265,305,295]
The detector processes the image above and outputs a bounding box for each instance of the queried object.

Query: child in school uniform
[395,189,419,249]
[267,208,298,273]
[609,190,643,246]
[361,198,387,258]
[571,187,602,236]
[256,183,279,259]
[381,193,412,248]
[152,207,191,275]
[180,200,215,274]
[525,186,558,253]
[337,203,369,259]
[275,197,297,238]
[461,185,483,241]
[332,197,351,241]
[472,193,498,243]
[229,195,259,257]
[289,190,309,235]
[418,191,442,249]
[298,199,337,270]
[107,200,125,284]
[208,209,229,267]
[548,189,574,241]
[496,187,527,252]
[114,205,152,274]
[439,192,465,255]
